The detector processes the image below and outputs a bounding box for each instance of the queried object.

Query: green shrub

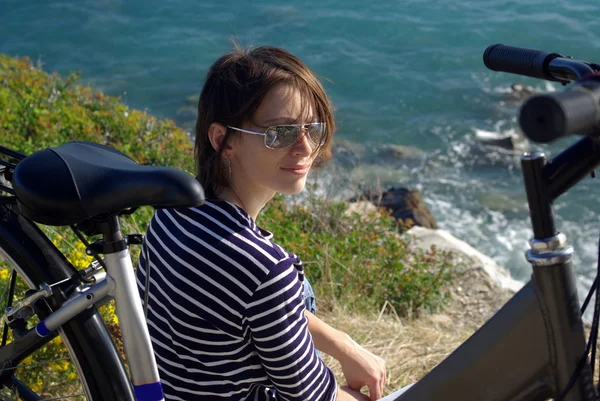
[259,192,456,316]
[0,54,194,172]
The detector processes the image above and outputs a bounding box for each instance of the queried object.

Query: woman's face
[230,83,319,197]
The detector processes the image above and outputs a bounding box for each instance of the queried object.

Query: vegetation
[1,53,456,316]
[260,193,455,315]
[0,54,458,396]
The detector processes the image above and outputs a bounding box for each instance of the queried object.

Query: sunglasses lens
[308,123,325,146]
[266,126,298,149]
[264,123,326,149]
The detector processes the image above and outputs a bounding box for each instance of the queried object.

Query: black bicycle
[392,45,600,401]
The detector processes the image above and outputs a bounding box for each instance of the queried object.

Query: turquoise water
[2,0,600,295]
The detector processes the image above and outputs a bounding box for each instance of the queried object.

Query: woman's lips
[281,165,310,175]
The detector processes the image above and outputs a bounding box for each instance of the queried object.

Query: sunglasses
[226,122,326,149]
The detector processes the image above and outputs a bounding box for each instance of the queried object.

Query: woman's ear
[208,122,228,152]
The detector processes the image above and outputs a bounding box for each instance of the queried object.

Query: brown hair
[194,44,335,199]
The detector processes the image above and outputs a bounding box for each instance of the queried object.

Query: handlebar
[483,44,596,84]
[519,79,600,143]
[483,44,600,143]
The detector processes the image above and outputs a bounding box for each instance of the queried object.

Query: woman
[137,44,388,401]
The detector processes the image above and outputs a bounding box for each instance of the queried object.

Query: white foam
[474,128,516,140]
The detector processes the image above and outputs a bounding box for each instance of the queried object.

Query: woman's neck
[217,186,274,221]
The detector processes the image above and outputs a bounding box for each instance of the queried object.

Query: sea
[2,0,600,306]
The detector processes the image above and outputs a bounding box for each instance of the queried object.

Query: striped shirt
[136,200,338,401]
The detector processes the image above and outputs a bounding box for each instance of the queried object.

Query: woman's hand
[304,311,387,400]
[339,338,387,401]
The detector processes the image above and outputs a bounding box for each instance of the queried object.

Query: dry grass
[319,308,477,395]
[318,266,517,396]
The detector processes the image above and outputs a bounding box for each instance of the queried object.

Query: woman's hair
[194,44,335,199]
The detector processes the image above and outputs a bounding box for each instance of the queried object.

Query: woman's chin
[278,180,308,195]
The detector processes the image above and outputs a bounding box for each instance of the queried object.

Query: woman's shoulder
[152,201,299,274]
[153,200,252,237]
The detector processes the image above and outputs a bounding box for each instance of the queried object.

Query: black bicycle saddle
[12,141,204,226]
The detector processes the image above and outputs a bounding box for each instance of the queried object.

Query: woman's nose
[291,128,313,155]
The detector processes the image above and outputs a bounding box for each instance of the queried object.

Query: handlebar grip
[519,84,600,143]
[483,44,560,80]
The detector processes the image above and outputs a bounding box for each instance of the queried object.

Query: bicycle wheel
[0,209,135,400]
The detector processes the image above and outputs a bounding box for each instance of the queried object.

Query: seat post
[96,215,165,399]
[97,215,127,255]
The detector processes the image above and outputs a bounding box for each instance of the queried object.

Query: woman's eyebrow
[260,116,316,126]
[261,117,297,125]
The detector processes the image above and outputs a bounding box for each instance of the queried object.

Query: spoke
[0,261,85,401]
[1,270,17,348]
[41,394,85,400]
[0,357,71,373]
[0,266,12,306]
[1,376,85,401]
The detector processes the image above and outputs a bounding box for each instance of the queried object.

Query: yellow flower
[104,301,119,324]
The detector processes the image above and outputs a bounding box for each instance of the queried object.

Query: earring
[226,157,232,183]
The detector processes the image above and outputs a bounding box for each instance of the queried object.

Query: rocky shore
[344,187,524,328]
[407,225,521,329]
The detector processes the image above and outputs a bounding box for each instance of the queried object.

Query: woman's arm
[337,386,371,401]
[246,261,339,401]
[305,310,387,401]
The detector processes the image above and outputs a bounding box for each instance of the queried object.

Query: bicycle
[0,141,204,400]
[390,45,600,401]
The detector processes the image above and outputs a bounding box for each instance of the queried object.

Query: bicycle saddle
[12,141,204,226]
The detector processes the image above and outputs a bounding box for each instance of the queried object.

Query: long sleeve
[245,259,338,401]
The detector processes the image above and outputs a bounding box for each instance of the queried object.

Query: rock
[361,144,426,172]
[344,201,381,220]
[331,139,365,167]
[349,187,437,232]
[403,226,524,328]
[478,135,518,151]
[503,82,540,104]
[346,165,413,188]
[406,226,523,293]
[332,140,425,169]
[473,129,527,153]
[370,144,425,162]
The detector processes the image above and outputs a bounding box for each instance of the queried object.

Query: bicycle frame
[394,136,600,401]
[36,244,163,401]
